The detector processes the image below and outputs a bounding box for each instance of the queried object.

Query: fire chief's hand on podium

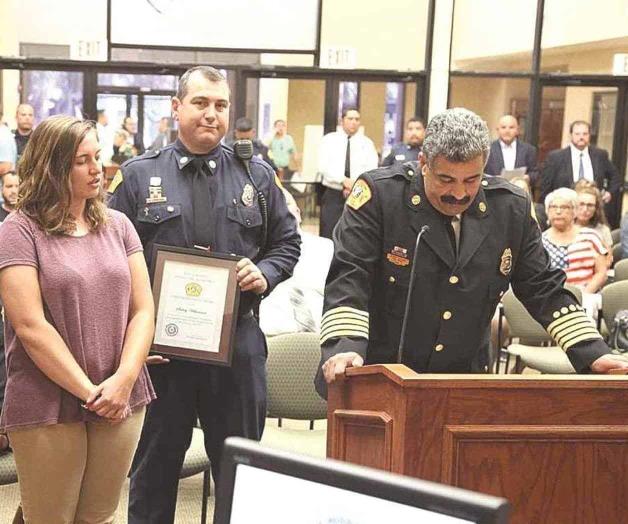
[590,354,628,374]
[322,352,364,383]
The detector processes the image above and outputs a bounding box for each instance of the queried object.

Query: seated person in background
[541,187,607,294]
[259,188,333,336]
[510,175,547,231]
[112,129,134,165]
[574,179,613,250]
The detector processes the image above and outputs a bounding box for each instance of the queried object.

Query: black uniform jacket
[315,162,609,397]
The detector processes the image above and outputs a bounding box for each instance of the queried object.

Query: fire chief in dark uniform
[108,66,300,523]
[316,108,626,397]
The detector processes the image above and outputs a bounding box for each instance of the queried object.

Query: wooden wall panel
[442,425,628,524]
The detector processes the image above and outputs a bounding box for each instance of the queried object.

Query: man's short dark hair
[407,116,425,128]
[274,119,285,127]
[176,66,228,101]
[341,107,359,119]
[235,117,254,132]
[569,120,591,134]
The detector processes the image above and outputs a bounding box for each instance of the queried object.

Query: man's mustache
[441,195,471,205]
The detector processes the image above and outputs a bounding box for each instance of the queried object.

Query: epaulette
[368,161,420,184]
[121,148,161,167]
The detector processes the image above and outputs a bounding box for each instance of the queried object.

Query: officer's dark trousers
[128,314,267,524]
[319,187,345,239]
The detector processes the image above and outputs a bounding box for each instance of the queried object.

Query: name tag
[395,154,406,160]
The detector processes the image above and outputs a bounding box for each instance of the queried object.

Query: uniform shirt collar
[410,172,489,220]
[173,138,222,173]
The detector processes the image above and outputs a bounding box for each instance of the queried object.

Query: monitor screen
[214,438,509,524]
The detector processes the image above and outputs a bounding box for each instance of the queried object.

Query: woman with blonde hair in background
[0,115,155,523]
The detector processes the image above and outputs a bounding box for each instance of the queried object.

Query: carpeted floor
[0,419,326,523]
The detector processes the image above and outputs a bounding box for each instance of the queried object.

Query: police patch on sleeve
[346,179,372,210]
[107,169,123,194]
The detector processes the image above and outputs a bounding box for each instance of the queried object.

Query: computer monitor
[214,437,510,524]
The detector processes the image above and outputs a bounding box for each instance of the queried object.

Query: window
[22,71,83,122]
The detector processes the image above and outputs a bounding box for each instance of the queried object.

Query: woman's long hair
[16,115,108,235]
[574,179,609,228]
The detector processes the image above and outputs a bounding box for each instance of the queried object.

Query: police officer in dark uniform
[108,66,300,523]
[381,117,425,167]
[316,108,626,398]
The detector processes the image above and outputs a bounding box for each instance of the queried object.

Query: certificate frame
[150,244,241,366]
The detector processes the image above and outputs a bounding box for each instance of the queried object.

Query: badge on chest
[146,176,167,204]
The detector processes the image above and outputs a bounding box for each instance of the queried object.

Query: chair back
[614,259,628,282]
[266,332,327,421]
[611,228,621,245]
[612,243,623,265]
[502,290,551,345]
[601,280,628,332]
[564,283,582,304]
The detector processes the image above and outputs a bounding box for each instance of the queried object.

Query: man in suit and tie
[540,120,620,222]
[484,115,538,185]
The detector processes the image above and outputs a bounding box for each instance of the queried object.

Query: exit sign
[320,46,357,69]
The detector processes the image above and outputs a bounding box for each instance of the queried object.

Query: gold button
[389,276,396,283]
[442,311,452,320]
[482,180,488,187]
[435,344,444,352]
[449,275,459,284]
[407,170,414,177]
[411,194,421,206]
[479,202,487,213]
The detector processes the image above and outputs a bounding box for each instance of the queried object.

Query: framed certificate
[150,244,241,365]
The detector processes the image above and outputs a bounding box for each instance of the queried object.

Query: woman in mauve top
[0,115,155,524]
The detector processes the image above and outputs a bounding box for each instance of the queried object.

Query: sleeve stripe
[321,317,369,331]
[322,306,369,322]
[555,329,601,348]
[551,317,595,340]
[321,324,369,340]
[556,326,602,347]
[563,332,604,351]
[321,328,369,345]
[321,324,369,337]
[547,311,589,334]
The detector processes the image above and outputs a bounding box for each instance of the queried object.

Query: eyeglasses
[548,205,573,212]
[578,203,596,209]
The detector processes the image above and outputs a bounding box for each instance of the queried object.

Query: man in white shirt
[317,108,378,239]
[541,120,620,207]
[484,115,538,184]
[96,110,114,164]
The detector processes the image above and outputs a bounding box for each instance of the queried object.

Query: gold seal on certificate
[150,245,241,365]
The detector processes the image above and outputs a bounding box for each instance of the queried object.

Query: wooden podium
[327,364,628,524]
